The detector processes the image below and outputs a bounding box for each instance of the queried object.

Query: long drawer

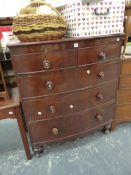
[23,82,117,122]
[18,61,119,99]
[9,36,122,55]
[29,102,115,144]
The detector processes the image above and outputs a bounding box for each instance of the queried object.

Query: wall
[0,0,72,17]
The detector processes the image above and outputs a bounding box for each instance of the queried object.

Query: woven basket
[13,0,67,42]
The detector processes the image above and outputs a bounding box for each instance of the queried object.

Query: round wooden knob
[98,52,106,60]
[96,93,104,100]
[95,114,103,121]
[52,128,59,135]
[49,105,56,113]
[43,59,51,69]
[98,72,105,78]
[46,81,54,90]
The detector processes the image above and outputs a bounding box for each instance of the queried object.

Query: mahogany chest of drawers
[8,35,122,156]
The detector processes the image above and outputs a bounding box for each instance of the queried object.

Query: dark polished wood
[23,82,117,122]
[7,34,123,48]
[29,102,114,144]
[8,35,122,157]
[12,49,77,74]
[17,61,119,99]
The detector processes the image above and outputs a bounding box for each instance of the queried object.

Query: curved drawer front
[18,66,91,99]
[78,43,121,65]
[18,61,119,99]
[29,102,115,144]
[13,49,77,74]
[23,82,117,122]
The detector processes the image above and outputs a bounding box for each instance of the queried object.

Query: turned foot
[102,124,112,134]
[32,145,43,157]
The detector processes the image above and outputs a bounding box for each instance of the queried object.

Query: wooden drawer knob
[52,128,59,135]
[49,105,56,113]
[96,93,104,100]
[98,52,106,60]
[43,59,51,69]
[98,72,105,78]
[46,81,54,90]
[95,114,103,121]
[9,111,13,115]
[86,70,91,75]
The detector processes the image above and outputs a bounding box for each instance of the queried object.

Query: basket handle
[29,0,62,17]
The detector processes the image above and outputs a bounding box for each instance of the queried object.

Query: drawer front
[92,61,119,85]
[78,43,121,65]
[120,76,131,89]
[121,60,131,75]
[18,61,119,99]
[23,82,117,121]
[117,89,131,105]
[29,103,115,144]
[13,49,77,74]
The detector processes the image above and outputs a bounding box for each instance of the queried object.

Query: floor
[0,119,131,175]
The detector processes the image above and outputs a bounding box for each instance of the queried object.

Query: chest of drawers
[8,35,122,156]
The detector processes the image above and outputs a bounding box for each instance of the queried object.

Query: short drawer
[12,49,77,74]
[23,82,117,121]
[117,89,131,105]
[29,103,114,144]
[18,61,119,99]
[78,43,121,65]
[92,61,120,85]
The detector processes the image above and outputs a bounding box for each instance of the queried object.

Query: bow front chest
[8,35,122,156]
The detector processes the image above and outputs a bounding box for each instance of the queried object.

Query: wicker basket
[13,0,67,42]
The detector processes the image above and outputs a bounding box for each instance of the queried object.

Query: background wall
[0,0,71,17]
